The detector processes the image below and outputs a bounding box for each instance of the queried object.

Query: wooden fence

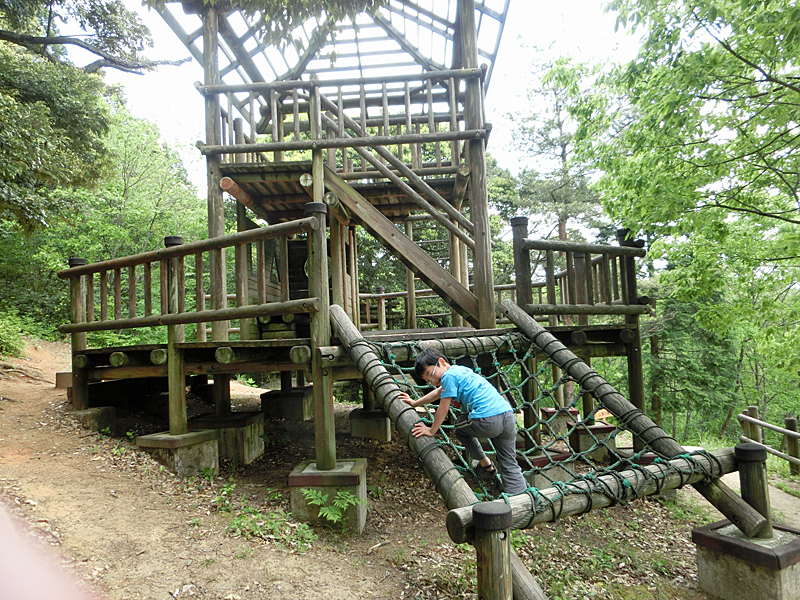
[738,407,800,474]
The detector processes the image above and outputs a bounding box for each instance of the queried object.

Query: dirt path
[2,339,798,600]
[0,341,443,600]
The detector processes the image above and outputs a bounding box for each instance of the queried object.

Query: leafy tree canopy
[577,0,800,259]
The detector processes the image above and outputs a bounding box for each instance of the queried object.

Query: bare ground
[1,339,798,600]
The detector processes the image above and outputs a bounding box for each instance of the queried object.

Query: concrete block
[288,458,367,534]
[349,408,391,442]
[520,451,574,489]
[55,372,72,389]
[136,430,219,477]
[71,406,116,435]
[261,386,313,421]
[189,412,264,465]
[693,520,800,600]
[568,420,617,463]
[540,406,580,437]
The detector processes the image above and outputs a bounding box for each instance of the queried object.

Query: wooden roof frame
[156,0,510,125]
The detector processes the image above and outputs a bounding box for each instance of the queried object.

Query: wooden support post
[349,226,359,324]
[474,503,513,600]
[68,258,89,410]
[735,443,773,539]
[166,243,187,435]
[405,220,417,329]
[460,0,495,329]
[500,299,768,539]
[786,417,800,476]
[329,197,345,309]
[748,406,763,444]
[617,230,645,452]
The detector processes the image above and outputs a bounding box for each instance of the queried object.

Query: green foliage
[225,498,317,552]
[212,479,236,512]
[0,309,26,356]
[301,488,364,530]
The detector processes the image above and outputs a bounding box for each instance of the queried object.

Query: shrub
[0,310,26,357]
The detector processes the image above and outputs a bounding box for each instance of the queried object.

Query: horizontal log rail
[193,67,483,96]
[197,129,487,156]
[738,413,800,469]
[57,218,317,278]
[59,298,319,334]
[521,238,647,258]
[447,448,738,544]
[524,303,649,316]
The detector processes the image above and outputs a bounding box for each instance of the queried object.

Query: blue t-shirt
[440,365,512,419]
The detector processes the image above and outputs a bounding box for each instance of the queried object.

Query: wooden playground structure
[57,2,795,598]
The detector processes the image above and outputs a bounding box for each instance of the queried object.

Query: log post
[376,286,387,331]
[306,200,335,471]
[511,217,539,449]
[165,238,187,435]
[500,299,768,538]
[747,406,763,444]
[617,230,645,452]
[459,0,495,329]
[735,443,773,539]
[68,257,89,410]
[405,220,417,329]
[328,304,546,600]
[474,503,513,600]
[786,417,800,476]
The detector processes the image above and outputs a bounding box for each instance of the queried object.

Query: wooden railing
[511,218,649,326]
[738,407,800,473]
[57,217,320,344]
[357,283,517,331]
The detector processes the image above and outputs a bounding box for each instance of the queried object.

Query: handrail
[522,238,646,258]
[57,218,317,278]
[737,412,800,469]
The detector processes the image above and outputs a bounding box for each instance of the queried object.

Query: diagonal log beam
[316,92,476,236]
[320,112,475,250]
[325,166,479,325]
[500,299,768,539]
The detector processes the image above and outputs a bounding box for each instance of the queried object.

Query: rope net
[352,331,718,516]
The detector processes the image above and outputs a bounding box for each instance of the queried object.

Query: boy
[397,348,527,494]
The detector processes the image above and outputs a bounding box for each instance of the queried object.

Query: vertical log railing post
[735,443,773,539]
[376,286,387,331]
[617,229,645,452]
[405,220,417,329]
[474,503,513,600]
[68,257,89,410]
[164,236,187,435]
[460,0,495,328]
[512,216,540,448]
[195,252,206,342]
[748,406,763,444]
[786,417,800,476]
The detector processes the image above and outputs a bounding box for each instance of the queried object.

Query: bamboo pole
[500,299,768,539]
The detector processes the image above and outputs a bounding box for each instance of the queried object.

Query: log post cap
[472,502,512,531]
[510,216,528,228]
[164,236,184,247]
[375,286,385,294]
[618,329,636,344]
[735,443,767,463]
[570,330,588,346]
[303,202,327,216]
[323,192,338,205]
[68,257,87,267]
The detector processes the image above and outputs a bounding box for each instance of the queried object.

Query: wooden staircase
[323,166,479,327]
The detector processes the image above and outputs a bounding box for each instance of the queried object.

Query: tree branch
[0,29,191,74]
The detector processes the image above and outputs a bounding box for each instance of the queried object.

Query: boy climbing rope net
[397,348,527,494]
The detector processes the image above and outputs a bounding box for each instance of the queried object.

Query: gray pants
[455,411,527,494]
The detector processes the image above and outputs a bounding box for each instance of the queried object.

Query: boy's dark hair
[414,348,446,378]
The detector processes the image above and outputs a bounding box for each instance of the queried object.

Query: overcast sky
[101,1,641,192]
